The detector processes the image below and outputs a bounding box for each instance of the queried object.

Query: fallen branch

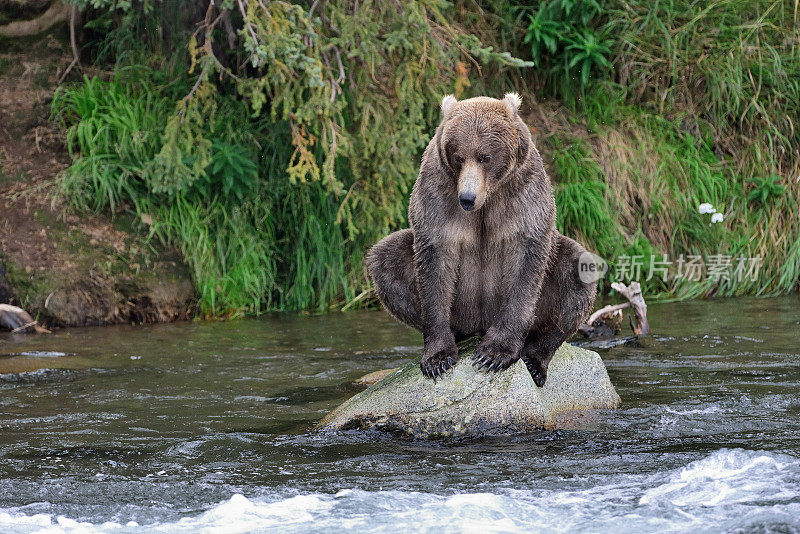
[0,1,69,37]
[578,307,624,339]
[579,281,650,338]
[585,302,631,327]
[610,281,650,335]
[0,304,50,334]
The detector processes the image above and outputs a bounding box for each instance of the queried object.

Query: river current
[1,296,799,533]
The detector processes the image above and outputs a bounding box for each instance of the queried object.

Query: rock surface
[354,368,399,387]
[318,338,620,438]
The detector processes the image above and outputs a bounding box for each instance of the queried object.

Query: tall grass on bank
[524,0,800,298]
[52,75,358,316]
[53,0,799,315]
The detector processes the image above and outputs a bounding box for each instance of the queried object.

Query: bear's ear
[503,92,522,117]
[441,94,458,120]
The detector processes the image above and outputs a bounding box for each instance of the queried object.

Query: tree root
[57,4,80,83]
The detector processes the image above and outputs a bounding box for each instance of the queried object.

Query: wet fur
[366,95,596,386]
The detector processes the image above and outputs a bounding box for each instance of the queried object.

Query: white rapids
[1,449,798,534]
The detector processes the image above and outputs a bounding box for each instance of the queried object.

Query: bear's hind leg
[365,229,423,331]
[521,235,596,387]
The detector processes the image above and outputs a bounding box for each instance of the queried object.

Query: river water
[1,296,799,533]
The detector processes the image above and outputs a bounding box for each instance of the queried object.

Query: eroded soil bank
[0,29,195,327]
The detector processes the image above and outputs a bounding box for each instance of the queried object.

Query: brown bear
[366,93,596,387]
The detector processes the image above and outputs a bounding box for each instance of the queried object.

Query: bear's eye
[477,154,491,163]
[453,154,464,165]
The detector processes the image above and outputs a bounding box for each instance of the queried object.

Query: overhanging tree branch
[0,1,69,37]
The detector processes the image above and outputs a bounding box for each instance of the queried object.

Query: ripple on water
[0,449,798,533]
[1,299,799,532]
[0,368,75,384]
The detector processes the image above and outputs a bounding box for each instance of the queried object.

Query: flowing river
[1,296,799,533]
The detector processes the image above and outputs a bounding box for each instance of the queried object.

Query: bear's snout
[457,160,487,212]
[459,192,476,211]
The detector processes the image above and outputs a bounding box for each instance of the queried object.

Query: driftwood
[579,281,650,338]
[610,281,650,335]
[585,302,631,327]
[0,1,70,37]
[0,304,49,334]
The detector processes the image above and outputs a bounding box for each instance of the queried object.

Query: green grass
[50,0,800,316]
[550,134,623,262]
[52,74,362,316]
[526,0,800,299]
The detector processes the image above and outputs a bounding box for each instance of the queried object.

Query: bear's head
[437,93,531,212]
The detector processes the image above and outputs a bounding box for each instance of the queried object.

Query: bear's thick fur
[366,94,596,387]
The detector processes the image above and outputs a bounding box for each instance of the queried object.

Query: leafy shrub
[523,0,612,100]
[747,175,786,207]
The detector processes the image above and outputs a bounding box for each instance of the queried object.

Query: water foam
[640,448,800,507]
[1,449,798,533]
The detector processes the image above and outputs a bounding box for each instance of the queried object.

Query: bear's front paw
[523,357,548,387]
[473,335,522,372]
[421,337,459,379]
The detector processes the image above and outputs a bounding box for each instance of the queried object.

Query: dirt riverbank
[0,28,195,328]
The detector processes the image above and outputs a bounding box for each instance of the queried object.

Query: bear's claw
[421,346,458,379]
[472,336,521,373]
[522,356,548,387]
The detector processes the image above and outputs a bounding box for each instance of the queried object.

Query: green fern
[747,175,786,207]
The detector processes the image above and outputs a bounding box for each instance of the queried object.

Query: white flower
[698,203,716,214]
[710,212,724,224]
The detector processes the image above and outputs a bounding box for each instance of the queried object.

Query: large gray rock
[317,339,620,438]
